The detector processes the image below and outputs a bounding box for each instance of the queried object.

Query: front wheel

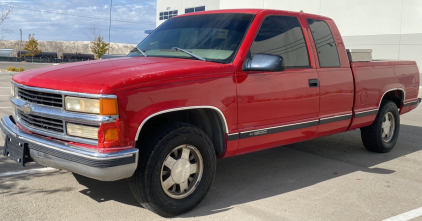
[360,101,400,153]
[129,123,216,217]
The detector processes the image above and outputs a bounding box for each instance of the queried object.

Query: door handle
[309,79,319,88]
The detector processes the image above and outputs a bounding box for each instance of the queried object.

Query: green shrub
[18,67,25,72]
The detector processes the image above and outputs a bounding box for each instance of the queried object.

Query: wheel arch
[379,88,405,109]
[134,106,229,156]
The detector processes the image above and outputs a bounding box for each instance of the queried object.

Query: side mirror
[243,54,285,72]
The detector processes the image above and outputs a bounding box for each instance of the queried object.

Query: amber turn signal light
[104,128,118,141]
[100,99,119,115]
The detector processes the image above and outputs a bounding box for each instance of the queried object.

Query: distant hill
[0,40,136,57]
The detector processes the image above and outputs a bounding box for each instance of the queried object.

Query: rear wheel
[129,123,216,217]
[360,101,400,153]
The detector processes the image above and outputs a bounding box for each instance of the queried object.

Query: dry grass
[6,66,25,72]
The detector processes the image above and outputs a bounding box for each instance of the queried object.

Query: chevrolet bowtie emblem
[21,104,33,115]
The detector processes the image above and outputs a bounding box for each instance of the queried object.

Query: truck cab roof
[176,8,331,21]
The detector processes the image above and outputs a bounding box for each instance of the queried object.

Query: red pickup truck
[1,9,420,216]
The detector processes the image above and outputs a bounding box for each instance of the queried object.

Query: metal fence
[0,56,93,63]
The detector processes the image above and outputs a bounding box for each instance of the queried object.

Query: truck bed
[349,60,420,129]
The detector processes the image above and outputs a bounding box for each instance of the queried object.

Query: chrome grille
[17,110,64,133]
[17,87,63,108]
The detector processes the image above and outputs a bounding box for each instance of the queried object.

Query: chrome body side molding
[403,99,420,108]
[354,109,379,118]
[239,120,319,139]
[319,113,353,125]
[227,133,238,141]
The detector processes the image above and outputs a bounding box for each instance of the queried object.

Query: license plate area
[3,135,32,166]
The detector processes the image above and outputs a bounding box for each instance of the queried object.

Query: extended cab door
[304,17,354,137]
[236,14,320,154]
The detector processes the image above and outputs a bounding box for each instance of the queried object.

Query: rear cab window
[249,15,311,68]
[306,19,340,67]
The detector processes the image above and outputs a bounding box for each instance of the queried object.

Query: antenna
[108,0,112,55]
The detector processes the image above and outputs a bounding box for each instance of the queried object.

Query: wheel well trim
[134,106,229,141]
[379,88,405,109]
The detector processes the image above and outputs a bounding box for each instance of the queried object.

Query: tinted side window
[250,16,310,68]
[307,19,340,67]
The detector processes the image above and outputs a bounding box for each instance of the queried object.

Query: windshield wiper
[132,47,147,57]
[171,47,206,61]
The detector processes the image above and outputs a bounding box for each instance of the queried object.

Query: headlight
[11,84,15,97]
[65,97,100,114]
[67,123,99,140]
[65,97,118,115]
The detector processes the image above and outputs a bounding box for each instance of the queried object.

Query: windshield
[128,13,254,63]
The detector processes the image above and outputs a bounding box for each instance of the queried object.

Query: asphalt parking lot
[0,72,422,220]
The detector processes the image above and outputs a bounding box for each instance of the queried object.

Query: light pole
[19,28,22,57]
[108,0,112,56]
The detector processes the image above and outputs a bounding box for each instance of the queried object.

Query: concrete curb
[0,71,16,76]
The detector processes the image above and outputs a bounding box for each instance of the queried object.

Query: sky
[0,0,156,44]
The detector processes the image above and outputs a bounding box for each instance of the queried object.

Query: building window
[169,10,178,19]
[185,8,194,14]
[185,6,205,14]
[195,6,205,12]
[159,10,178,20]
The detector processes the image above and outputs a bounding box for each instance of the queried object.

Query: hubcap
[160,145,203,199]
[381,112,395,142]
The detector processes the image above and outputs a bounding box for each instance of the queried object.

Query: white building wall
[157,0,422,78]
[220,0,264,9]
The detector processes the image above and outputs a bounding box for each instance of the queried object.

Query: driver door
[236,14,320,154]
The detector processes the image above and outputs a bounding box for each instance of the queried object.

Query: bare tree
[0,2,14,34]
[85,24,100,42]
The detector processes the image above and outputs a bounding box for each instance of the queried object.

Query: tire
[128,122,216,217]
[360,100,400,153]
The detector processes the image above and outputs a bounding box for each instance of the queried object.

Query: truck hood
[12,57,234,94]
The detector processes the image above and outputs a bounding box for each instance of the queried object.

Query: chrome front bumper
[0,116,138,181]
